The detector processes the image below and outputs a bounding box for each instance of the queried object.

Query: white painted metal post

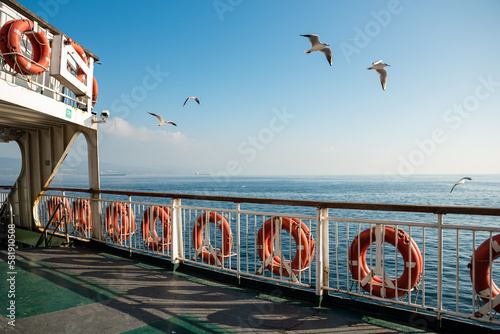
[375,224,383,275]
[437,214,443,317]
[236,203,241,277]
[128,196,132,252]
[171,198,183,264]
[85,128,102,240]
[315,208,329,304]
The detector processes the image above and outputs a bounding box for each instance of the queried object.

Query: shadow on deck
[0,244,478,333]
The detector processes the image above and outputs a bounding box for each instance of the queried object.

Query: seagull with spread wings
[183,97,200,107]
[367,60,390,90]
[450,177,471,193]
[147,111,177,127]
[301,34,332,66]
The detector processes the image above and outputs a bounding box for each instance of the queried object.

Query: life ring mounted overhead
[0,20,99,109]
[0,19,51,75]
[68,38,98,106]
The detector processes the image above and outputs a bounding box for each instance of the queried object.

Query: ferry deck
[1,1,500,333]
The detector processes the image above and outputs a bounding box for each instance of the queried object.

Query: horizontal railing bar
[440,223,500,233]
[44,186,500,216]
[11,76,81,104]
[183,259,312,288]
[328,216,435,227]
[180,204,316,220]
[97,198,172,208]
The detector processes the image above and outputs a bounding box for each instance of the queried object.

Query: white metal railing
[34,188,500,327]
[0,188,8,203]
[0,1,97,110]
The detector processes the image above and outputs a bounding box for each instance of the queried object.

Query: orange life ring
[192,212,233,265]
[70,39,98,106]
[141,206,171,251]
[470,234,500,312]
[0,20,17,72]
[72,199,92,234]
[256,217,315,276]
[47,197,71,227]
[349,226,423,298]
[1,19,50,75]
[105,203,135,242]
[69,40,86,81]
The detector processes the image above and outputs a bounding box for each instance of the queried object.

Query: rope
[12,50,49,72]
[24,20,50,46]
[1,20,50,74]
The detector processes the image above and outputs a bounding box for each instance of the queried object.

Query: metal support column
[315,207,329,306]
[171,198,184,268]
[84,128,102,240]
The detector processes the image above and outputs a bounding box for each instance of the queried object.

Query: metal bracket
[193,218,223,267]
[50,35,94,99]
[360,224,395,296]
[475,291,500,317]
[256,217,299,282]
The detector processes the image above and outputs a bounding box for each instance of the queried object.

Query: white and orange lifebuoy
[192,212,233,265]
[470,234,500,312]
[348,226,423,298]
[72,199,92,234]
[0,19,50,75]
[256,217,315,276]
[105,202,135,242]
[47,197,71,227]
[141,206,171,251]
[69,39,98,105]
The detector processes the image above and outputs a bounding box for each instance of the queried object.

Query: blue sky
[4,0,500,176]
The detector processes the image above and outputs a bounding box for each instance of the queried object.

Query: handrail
[35,201,69,247]
[1,199,13,240]
[44,186,500,216]
[0,202,7,217]
[0,200,11,222]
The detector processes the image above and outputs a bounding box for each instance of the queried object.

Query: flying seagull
[183,97,200,107]
[301,34,332,66]
[367,60,390,90]
[147,111,177,127]
[450,177,472,193]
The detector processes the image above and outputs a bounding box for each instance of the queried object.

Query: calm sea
[44,174,500,205]
[45,173,500,224]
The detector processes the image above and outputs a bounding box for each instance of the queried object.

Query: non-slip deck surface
[0,247,433,333]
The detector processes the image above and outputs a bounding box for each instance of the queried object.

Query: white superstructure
[0,0,102,233]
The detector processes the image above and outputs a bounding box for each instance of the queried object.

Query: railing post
[90,191,102,241]
[171,198,183,269]
[315,207,329,306]
[236,203,241,278]
[437,213,444,318]
[128,195,132,253]
[63,191,69,244]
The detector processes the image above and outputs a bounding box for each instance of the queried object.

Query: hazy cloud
[98,117,214,173]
